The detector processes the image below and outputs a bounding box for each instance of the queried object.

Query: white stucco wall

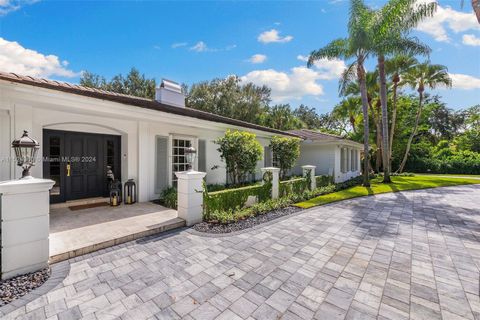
[293,144,336,176]
[0,80,283,202]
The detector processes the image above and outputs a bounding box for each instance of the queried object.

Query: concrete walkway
[50,202,183,263]
[2,184,480,319]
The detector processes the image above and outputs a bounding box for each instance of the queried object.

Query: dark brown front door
[43,130,121,203]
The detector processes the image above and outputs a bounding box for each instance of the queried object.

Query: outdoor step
[50,217,185,263]
[50,197,109,209]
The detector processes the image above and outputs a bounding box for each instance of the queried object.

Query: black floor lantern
[124,179,137,205]
[109,180,122,206]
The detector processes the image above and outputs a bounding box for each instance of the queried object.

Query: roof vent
[155,79,185,108]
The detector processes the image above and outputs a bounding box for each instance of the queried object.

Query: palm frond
[307,38,351,68]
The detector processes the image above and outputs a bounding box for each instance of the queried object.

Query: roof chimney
[155,79,185,108]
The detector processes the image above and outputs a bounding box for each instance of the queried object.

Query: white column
[0,178,54,280]
[175,170,206,226]
[334,146,342,183]
[260,167,280,199]
[301,165,316,190]
[137,121,150,202]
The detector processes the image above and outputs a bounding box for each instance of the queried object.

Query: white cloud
[171,42,187,48]
[0,37,78,78]
[249,54,267,64]
[0,0,38,15]
[257,29,293,44]
[462,34,480,46]
[449,73,480,90]
[297,55,346,80]
[189,41,236,52]
[416,2,480,42]
[190,41,208,52]
[241,66,324,102]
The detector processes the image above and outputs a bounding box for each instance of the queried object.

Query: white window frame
[168,134,198,186]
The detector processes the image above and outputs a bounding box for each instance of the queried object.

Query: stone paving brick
[229,297,258,319]
[4,185,480,320]
[265,289,295,313]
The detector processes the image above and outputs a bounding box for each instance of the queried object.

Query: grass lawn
[295,175,480,209]
[416,173,480,179]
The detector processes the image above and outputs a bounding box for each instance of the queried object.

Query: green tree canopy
[186,76,271,125]
[80,68,156,99]
[215,130,263,185]
[269,136,302,179]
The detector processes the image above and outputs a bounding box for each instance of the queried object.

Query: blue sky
[0,0,479,114]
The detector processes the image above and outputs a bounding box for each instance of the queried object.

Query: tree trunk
[398,90,424,173]
[378,55,391,183]
[389,78,398,173]
[473,0,480,24]
[349,114,357,133]
[357,60,370,187]
[370,102,382,173]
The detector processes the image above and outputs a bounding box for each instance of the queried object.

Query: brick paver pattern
[3,185,480,320]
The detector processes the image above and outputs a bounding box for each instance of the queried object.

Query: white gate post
[261,167,280,199]
[0,178,54,280]
[302,165,316,190]
[175,171,206,226]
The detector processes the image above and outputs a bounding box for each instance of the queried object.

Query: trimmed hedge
[203,181,271,221]
[316,175,334,187]
[404,151,480,175]
[204,175,364,224]
[279,177,308,197]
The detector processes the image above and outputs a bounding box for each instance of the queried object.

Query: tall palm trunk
[349,114,357,133]
[370,102,382,173]
[357,60,370,187]
[398,88,424,173]
[389,75,399,173]
[474,0,480,24]
[378,55,391,182]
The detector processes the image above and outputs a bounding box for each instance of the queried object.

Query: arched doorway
[43,129,121,203]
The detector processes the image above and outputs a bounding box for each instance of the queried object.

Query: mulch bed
[193,206,303,234]
[0,268,50,306]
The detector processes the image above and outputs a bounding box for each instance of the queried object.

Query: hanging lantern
[124,179,137,205]
[11,130,40,179]
[185,146,196,171]
[109,180,122,206]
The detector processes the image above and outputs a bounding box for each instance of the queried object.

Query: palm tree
[475,0,480,24]
[369,0,436,182]
[385,55,418,171]
[340,69,382,172]
[308,0,374,186]
[397,62,452,173]
[332,97,362,134]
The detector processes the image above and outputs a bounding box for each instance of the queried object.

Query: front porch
[49,201,183,263]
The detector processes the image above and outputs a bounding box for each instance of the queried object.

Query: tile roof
[0,72,298,137]
[288,129,361,145]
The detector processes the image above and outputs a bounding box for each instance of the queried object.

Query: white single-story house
[0,72,362,204]
[288,129,363,183]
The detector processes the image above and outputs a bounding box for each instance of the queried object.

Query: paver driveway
[2,184,480,320]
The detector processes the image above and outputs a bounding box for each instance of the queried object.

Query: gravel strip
[193,206,302,234]
[0,268,50,306]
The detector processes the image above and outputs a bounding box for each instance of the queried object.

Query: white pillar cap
[261,167,280,172]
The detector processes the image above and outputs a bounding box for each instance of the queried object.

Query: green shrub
[279,177,308,197]
[159,187,177,209]
[203,178,271,221]
[203,175,363,224]
[405,150,480,174]
[315,175,333,187]
[215,130,263,185]
[269,136,301,179]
